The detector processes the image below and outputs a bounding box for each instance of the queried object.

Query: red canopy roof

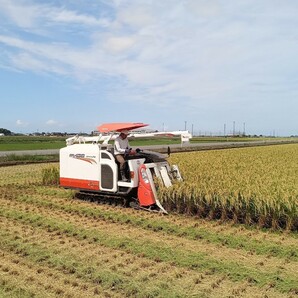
[97,122,149,133]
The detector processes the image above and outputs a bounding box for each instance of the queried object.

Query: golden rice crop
[159,144,298,230]
[42,165,59,185]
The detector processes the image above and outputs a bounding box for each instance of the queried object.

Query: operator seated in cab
[114,130,136,182]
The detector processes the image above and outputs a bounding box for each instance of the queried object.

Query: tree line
[0,128,12,135]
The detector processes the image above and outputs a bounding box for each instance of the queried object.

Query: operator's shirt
[114,136,129,155]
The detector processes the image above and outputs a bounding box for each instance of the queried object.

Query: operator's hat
[120,130,129,135]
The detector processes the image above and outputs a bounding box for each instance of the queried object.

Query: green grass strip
[0,206,297,294]
[0,280,38,298]
[15,193,298,262]
[0,154,58,165]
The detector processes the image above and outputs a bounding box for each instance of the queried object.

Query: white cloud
[0,2,295,94]
[16,119,28,126]
[0,0,298,134]
[47,8,107,26]
[104,36,136,53]
[0,0,40,28]
[10,52,67,75]
[117,5,156,28]
[0,0,109,29]
[184,0,221,18]
[46,119,58,126]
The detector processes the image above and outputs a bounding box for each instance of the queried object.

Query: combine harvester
[59,123,192,213]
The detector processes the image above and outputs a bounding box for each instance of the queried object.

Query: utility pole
[184,121,187,131]
[233,121,235,136]
[243,122,246,136]
[191,124,194,136]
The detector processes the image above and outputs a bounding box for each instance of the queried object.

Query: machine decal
[69,153,97,164]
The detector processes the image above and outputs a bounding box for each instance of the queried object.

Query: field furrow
[0,216,276,298]
[0,197,297,295]
[2,184,298,262]
[1,194,297,274]
[0,249,109,298]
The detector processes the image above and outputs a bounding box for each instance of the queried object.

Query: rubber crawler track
[74,191,164,214]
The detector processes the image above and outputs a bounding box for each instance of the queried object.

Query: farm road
[0,139,297,157]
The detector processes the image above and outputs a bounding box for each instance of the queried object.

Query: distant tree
[0,128,12,135]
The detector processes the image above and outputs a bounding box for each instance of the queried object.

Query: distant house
[0,133,4,136]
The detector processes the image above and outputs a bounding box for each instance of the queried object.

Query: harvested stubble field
[0,146,298,297]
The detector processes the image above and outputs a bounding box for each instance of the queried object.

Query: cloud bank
[0,0,297,135]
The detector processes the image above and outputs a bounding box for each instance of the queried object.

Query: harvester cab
[59,122,189,214]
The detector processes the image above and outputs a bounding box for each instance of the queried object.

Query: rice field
[0,144,297,297]
[160,144,298,230]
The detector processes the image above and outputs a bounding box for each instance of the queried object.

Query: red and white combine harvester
[59,123,192,213]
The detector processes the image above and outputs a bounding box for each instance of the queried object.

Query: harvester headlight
[140,168,149,184]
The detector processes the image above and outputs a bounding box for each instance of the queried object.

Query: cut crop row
[0,215,261,298]
[2,188,297,262]
[0,202,297,295]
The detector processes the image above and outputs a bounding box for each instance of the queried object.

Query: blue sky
[0,0,297,136]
